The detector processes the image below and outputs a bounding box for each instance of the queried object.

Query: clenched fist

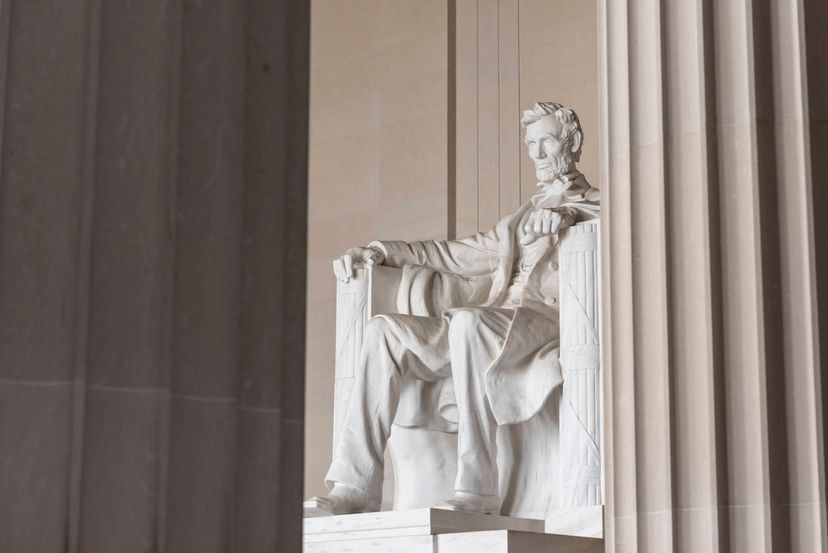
[520,208,575,245]
[332,246,385,283]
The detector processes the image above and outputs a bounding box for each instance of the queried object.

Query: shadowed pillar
[0,1,309,552]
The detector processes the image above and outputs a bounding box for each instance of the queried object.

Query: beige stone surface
[305,0,451,500]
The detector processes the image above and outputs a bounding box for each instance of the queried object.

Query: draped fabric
[599,0,828,551]
[0,1,309,552]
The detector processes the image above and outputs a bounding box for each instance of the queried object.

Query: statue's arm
[369,229,498,277]
[333,218,504,284]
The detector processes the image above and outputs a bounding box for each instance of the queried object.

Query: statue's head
[521,102,583,184]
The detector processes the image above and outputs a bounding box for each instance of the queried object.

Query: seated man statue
[306,102,600,516]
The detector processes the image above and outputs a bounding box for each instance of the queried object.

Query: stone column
[0,1,309,552]
[599,0,828,552]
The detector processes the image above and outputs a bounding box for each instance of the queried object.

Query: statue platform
[303,508,603,552]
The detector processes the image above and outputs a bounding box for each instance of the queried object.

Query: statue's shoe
[434,491,501,515]
[303,483,379,517]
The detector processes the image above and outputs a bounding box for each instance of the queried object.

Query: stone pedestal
[303,509,603,552]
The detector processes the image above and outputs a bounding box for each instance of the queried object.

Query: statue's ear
[570,130,583,158]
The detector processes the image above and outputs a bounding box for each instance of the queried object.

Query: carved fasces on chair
[558,221,601,507]
[332,266,401,451]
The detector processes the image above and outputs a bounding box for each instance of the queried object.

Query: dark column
[0,0,309,552]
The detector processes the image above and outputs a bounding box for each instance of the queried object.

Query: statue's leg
[323,313,450,509]
[440,307,513,513]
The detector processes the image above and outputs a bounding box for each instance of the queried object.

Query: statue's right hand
[332,246,385,283]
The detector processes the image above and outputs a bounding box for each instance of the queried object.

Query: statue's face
[524,115,574,183]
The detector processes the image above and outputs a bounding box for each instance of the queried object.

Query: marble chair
[331,220,602,534]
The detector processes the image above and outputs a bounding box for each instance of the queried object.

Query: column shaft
[600,0,828,551]
[0,0,309,551]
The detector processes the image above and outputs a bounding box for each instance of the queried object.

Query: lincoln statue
[305,102,600,516]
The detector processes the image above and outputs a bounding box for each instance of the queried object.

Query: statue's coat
[371,172,599,427]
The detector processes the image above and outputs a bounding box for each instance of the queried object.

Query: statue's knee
[364,316,395,344]
[449,309,481,339]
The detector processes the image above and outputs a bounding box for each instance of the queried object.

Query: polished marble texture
[304,509,602,553]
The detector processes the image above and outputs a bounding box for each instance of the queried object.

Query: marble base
[303,508,603,552]
[304,507,544,540]
[545,505,604,538]
[437,530,603,553]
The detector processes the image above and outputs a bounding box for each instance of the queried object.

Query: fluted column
[599,0,828,552]
[0,1,309,552]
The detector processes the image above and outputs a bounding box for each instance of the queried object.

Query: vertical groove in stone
[596,0,611,546]
[236,1,308,552]
[803,0,828,544]
[476,0,499,231]
[699,0,731,550]
[277,5,310,550]
[765,0,826,550]
[476,0,500,232]
[447,0,457,240]
[602,0,827,550]
[157,5,183,552]
[81,1,181,551]
[662,0,724,548]
[628,0,674,550]
[712,0,774,550]
[601,0,638,548]
[238,1,281,546]
[0,0,11,172]
[68,0,103,551]
[165,1,244,552]
[497,0,520,217]
[748,2,793,551]
[455,0,479,237]
[0,0,91,550]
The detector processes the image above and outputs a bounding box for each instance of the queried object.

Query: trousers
[325,306,514,503]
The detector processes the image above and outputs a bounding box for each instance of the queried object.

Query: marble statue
[305,102,601,519]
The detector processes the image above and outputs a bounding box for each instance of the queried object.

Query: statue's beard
[534,154,573,183]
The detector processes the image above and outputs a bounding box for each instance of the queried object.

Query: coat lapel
[485,200,534,306]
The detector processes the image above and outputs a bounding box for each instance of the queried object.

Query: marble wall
[304,0,599,500]
[305,0,452,500]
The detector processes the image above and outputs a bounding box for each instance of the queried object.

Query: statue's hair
[520,102,583,161]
